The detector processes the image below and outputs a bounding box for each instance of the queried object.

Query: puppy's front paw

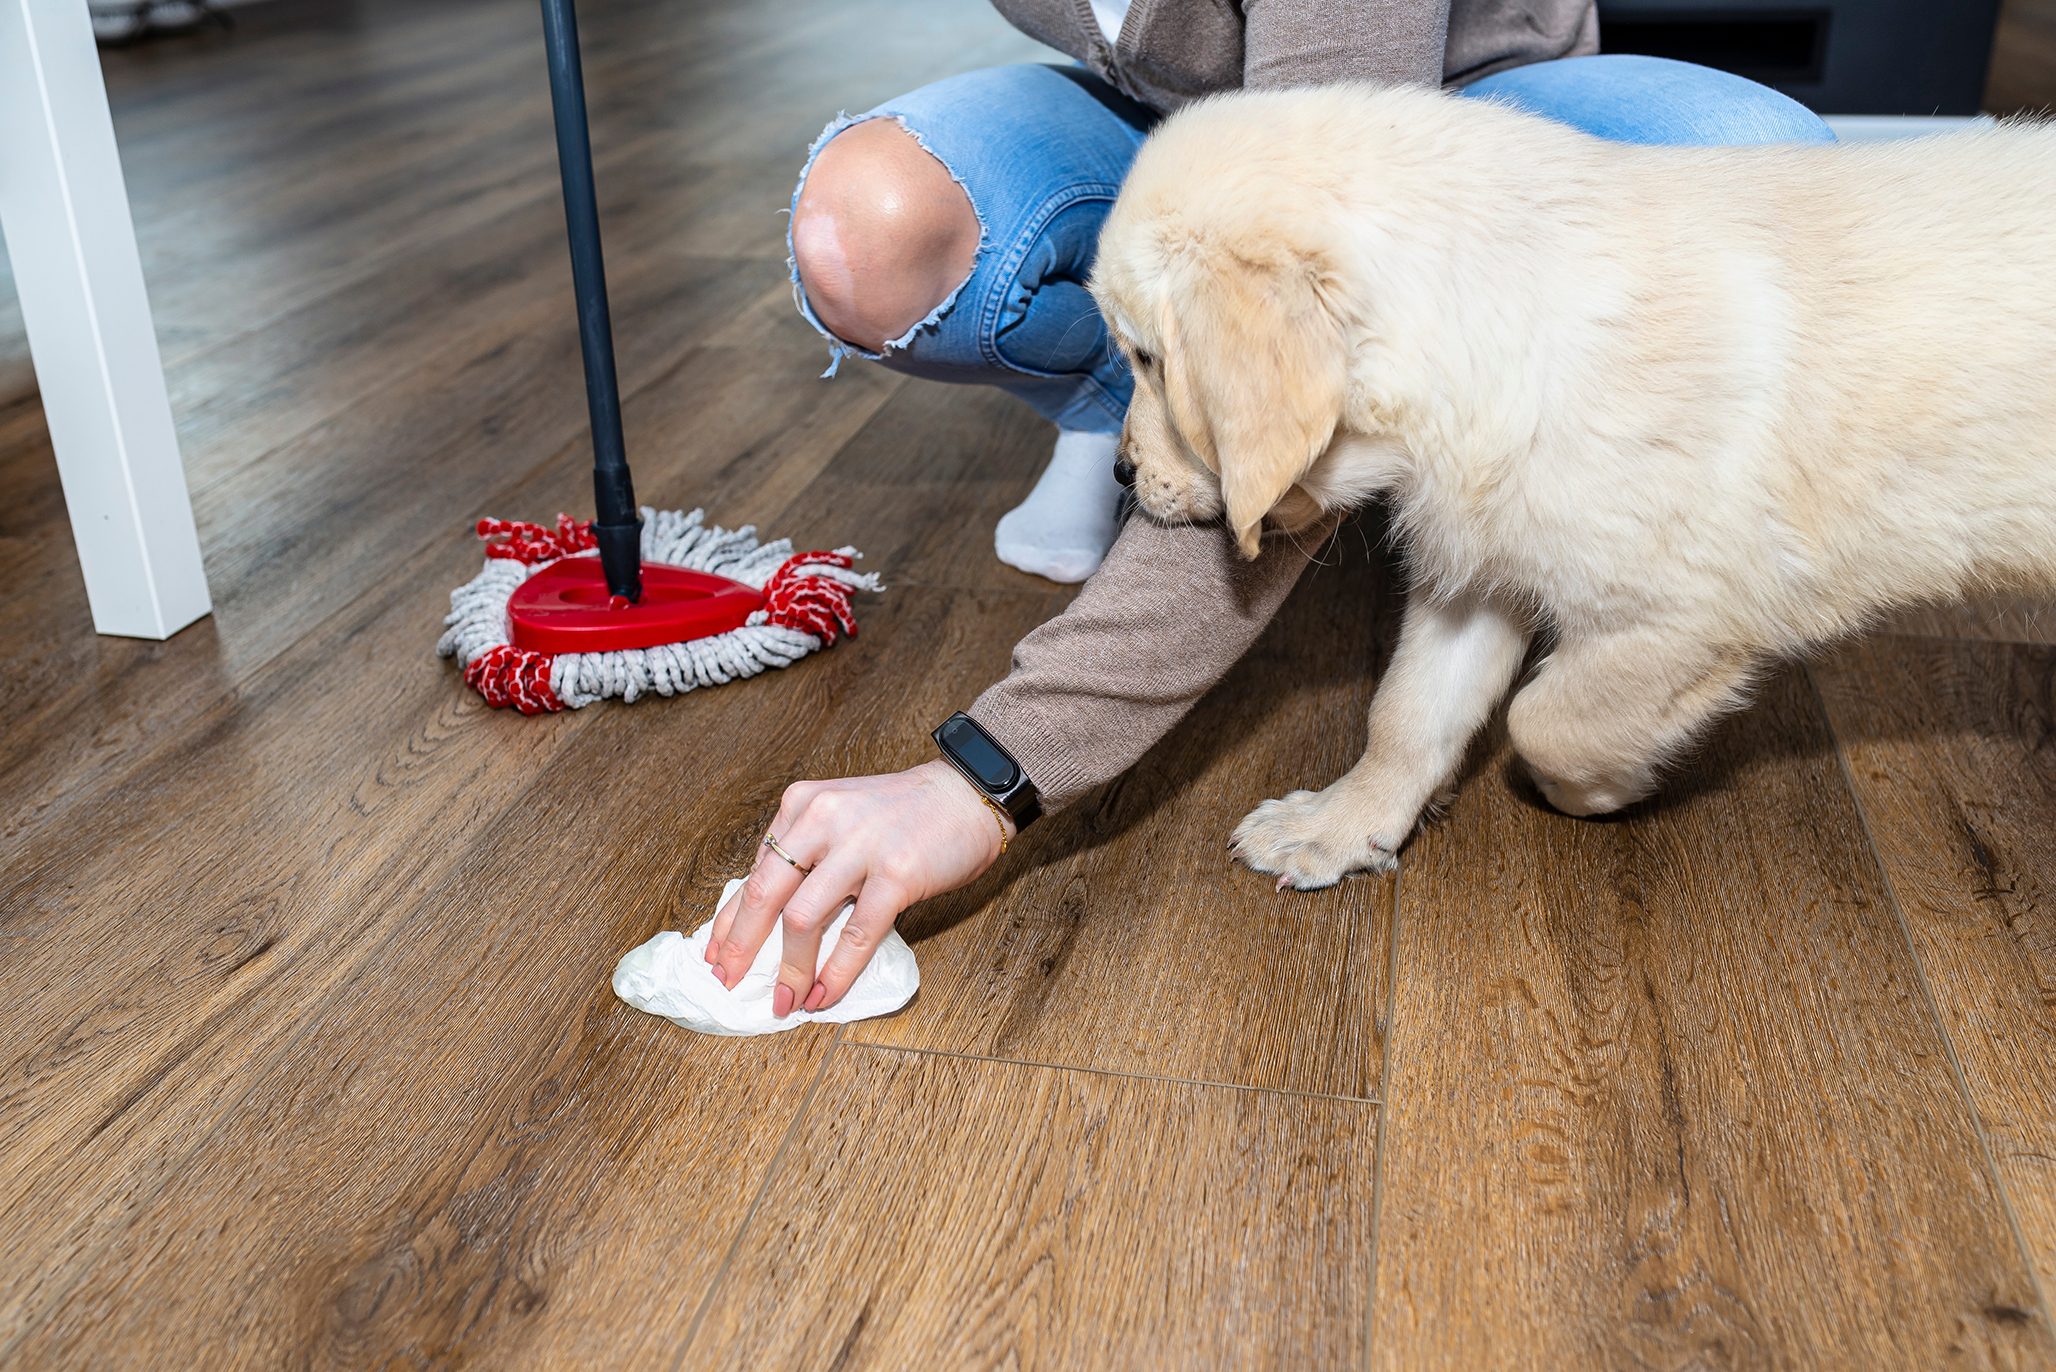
[1230,789,1400,891]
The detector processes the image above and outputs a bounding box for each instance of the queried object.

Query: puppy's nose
[1112,457,1137,489]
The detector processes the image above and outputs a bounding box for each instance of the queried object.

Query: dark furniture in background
[1599,0,2005,112]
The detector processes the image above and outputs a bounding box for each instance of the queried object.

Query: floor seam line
[1805,663,2056,1337]
[671,1026,846,1370]
[842,1041,1381,1105]
[1362,866,1402,1372]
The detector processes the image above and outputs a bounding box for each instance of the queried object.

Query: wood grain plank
[0,0,1037,836]
[1874,593,2056,646]
[5,583,1066,1370]
[1813,635,2056,1312]
[0,253,1065,1359]
[685,1046,1376,1371]
[0,393,69,578]
[0,311,906,1357]
[0,249,901,857]
[760,372,1079,598]
[849,520,1397,1100]
[0,545,606,1353]
[161,148,737,495]
[1987,0,2056,115]
[182,253,773,674]
[1370,666,2054,1368]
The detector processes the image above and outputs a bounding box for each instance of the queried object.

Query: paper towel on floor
[612,878,919,1036]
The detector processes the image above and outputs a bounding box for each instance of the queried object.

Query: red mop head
[436,509,883,714]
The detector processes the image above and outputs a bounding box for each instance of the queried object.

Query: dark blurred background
[1598,0,2054,115]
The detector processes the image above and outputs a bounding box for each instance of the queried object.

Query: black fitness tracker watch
[932,712,1042,829]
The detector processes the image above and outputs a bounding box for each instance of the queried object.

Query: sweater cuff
[963,695,1098,819]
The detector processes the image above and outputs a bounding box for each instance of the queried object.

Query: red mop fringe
[478,514,595,564]
[462,547,865,715]
[762,550,861,645]
[464,643,563,715]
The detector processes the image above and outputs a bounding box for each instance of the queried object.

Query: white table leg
[0,0,210,639]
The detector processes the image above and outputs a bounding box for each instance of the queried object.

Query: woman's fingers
[701,765,1006,1014]
[704,883,745,959]
[804,878,906,1011]
[770,857,864,1017]
[709,832,816,986]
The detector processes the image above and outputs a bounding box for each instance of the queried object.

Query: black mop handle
[539,0,641,602]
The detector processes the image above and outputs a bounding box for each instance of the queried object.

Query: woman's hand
[704,759,1011,1017]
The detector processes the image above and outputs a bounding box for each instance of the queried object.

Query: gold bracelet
[971,789,1012,854]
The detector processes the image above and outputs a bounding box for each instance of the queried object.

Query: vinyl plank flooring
[0,313,906,1356]
[160,143,721,494]
[14,0,2056,1367]
[112,20,585,369]
[1876,593,2056,646]
[0,245,1055,1359]
[181,252,770,671]
[1988,0,2056,115]
[849,523,1396,1100]
[1369,666,2055,1368]
[765,373,1082,599]
[0,395,68,579]
[0,549,604,1353]
[1813,636,2056,1308]
[0,252,770,846]
[6,583,1066,1370]
[683,1046,1377,1371]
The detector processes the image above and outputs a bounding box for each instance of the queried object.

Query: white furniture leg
[0,0,210,639]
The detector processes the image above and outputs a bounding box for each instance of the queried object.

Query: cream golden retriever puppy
[1091,84,2056,889]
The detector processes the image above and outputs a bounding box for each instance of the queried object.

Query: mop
[437,0,880,715]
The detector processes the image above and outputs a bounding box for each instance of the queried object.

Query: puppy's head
[1092,127,1349,558]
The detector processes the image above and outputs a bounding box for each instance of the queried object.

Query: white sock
[994,428,1125,584]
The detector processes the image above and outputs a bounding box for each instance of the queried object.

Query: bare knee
[793,118,979,353]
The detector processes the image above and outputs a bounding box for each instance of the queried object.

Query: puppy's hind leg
[1509,629,1758,817]
[1232,590,1531,889]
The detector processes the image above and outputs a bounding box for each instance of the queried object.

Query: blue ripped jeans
[789,55,1834,436]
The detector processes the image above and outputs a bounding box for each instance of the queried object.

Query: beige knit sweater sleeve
[967,516,1333,812]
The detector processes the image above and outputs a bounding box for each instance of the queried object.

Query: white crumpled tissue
[612,878,919,1036]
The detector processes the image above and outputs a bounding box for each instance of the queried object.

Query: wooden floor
[1991,0,2056,115]
[1,2,2054,1367]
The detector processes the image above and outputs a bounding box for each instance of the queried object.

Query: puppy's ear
[1159,251,1346,558]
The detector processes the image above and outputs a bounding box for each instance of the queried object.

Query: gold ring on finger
[763,832,811,874]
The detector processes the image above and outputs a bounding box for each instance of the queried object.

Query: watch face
[941,717,1019,791]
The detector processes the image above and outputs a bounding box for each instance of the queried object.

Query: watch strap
[932,712,1042,829]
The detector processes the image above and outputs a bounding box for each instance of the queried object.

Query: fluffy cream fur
[1090,84,2056,889]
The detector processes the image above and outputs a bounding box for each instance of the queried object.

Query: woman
[703,1,1834,1018]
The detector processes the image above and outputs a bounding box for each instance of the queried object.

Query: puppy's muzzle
[1112,456,1137,489]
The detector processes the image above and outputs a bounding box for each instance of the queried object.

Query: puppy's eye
[1132,349,1154,370]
